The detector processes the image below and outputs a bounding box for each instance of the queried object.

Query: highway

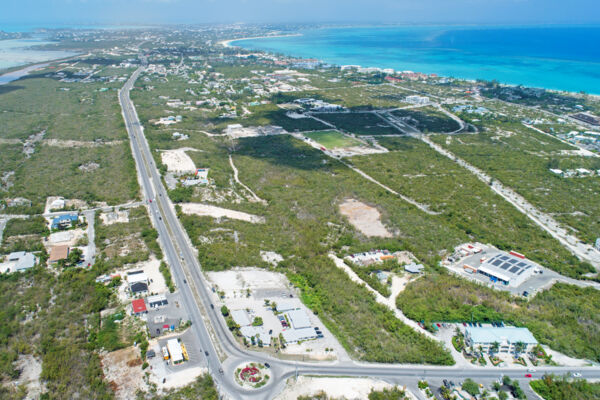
[119,66,600,399]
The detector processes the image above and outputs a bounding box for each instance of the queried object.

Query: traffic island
[234,362,270,389]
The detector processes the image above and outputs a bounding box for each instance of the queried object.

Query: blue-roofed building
[51,214,78,230]
[465,326,538,354]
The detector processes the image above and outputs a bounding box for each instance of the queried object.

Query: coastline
[230,26,600,96]
[218,33,302,48]
[0,54,80,85]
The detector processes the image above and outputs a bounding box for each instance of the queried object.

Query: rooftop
[282,327,317,343]
[466,327,538,344]
[167,338,184,363]
[287,309,311,329]
[480,253,535,281]
[132,298,147,314]
[231,309,252,327]
[48,245,69,262]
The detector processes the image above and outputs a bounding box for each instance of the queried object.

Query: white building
[167,339,184,364]
[282,327,318,344]
[465,327,538,354]
[287,309,311,329]
[405,95,430,105]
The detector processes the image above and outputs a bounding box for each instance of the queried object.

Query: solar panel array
[486,254,533,276]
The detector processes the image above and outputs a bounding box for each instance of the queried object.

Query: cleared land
[339,198,393,238]
[313,112,398,135]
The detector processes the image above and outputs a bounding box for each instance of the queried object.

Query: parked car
[572,372,582,378]
[525,374,532,378]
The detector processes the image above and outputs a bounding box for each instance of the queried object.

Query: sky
[1,0,599,26]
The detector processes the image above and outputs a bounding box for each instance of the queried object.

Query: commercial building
[240,326,271,346]
[465,327,538,354]
[147,294,168,309]
[276,299,301,313]
[130,282,149,296]
[287,309,311,329]
[474,252,536,287]
[282,327,318,344]
[127,271,148,288]
[231,309,252,327]
[131,299,148,316]
[166,339,184,364]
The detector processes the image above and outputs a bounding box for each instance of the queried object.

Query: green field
[305,130,363,149]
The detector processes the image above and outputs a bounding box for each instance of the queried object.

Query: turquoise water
[233,25,600,94]
[0,38,76,71]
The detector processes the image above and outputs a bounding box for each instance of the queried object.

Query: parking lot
[146,292,190,338]
[206,268,351,361]
[443,243,565,296]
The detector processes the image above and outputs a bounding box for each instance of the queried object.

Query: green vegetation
[160,261,175,292]
[462,378,480,396]
[346,261,391,297]
[391,106,460,133]
[2,216,48,239]
[368,386,409,400]
[430,122,600,244]
[313,112,398,135]
[305,130,362,149]
[145,374,218,400]
[0,71,138,210]
[531,375,600,400]
[0,267,114,399]
[353,136,592,278]
[95,206,161,269]
[396,273,600,361]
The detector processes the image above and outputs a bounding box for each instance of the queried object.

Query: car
[523,291,529,297]
[443,379,449,388]
[572,372,582,378]
[204,351,209,356]
[478,322,482,327]
[314,327,320,331]
[436,323,441,328]
[525,374,532,378]
[149,199,152,203]
[462,322,467,327]
[317,334,324,338]
[210,304,214,309]
[264,363,270,368]
[528,368,536,372]
[183,279,187,284]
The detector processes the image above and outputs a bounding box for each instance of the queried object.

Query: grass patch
[305,130,362,149]
[313,112,399,135]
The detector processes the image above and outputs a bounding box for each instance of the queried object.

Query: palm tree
[490,341,500,355]
[514,341,525,356]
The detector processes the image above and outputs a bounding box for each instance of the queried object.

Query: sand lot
[99,209,130,225]
[339,198,392,238]
[101,347,147,400]
[13,354,43,399]
[160,148,199,174]
[180,203,265,224]
[275,376,414,400]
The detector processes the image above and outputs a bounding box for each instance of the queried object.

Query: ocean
[232,25,600,94]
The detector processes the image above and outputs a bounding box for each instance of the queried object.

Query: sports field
[305,130,363,149]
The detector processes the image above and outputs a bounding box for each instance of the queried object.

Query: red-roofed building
[132,299,147,316]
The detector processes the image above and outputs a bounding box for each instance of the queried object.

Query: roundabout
[234,362,271,389]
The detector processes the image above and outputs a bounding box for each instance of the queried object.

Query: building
[276,299,301,313]
[132,298,148,316]
[48,245,70,264]
[282,327,318,344]
[130,282,149,296]
[166,339,184,364]
[231,309,252,327]
[465,327,538,354]
[147,294,168,309]
[405,95,430,105]
[15,253,36,271]
[127,271,148,288]
[287,309,311,329]
[240,326,271,346]
[474,252,536,287]
[595,238,600,251]
[51,213,78,230]
[404,262,424,274]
